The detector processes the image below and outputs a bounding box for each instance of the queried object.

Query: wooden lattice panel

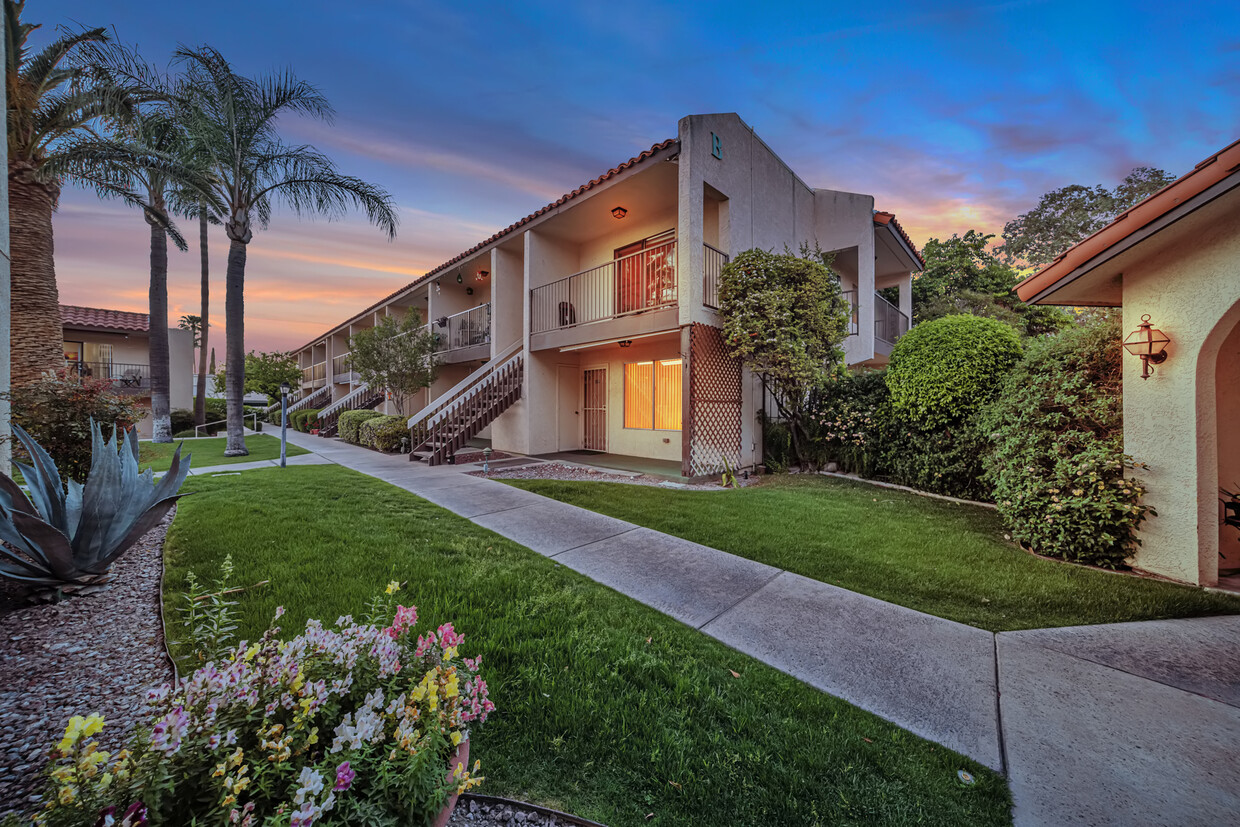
[687,324,742,476]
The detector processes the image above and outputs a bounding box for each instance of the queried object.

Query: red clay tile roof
[297,138,680,351]
[60,304,149,332]
[873,210,925,268]
[1015,136,1240,304]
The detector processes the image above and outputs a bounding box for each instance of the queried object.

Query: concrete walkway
[247,432,1240,826]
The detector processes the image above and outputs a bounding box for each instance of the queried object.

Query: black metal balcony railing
[703,243,729,309]
[65,360,150,390]
[875,291,910,345]
[530,240,677,334]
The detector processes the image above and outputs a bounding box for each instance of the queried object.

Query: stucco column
[857,228,877,358]
[899,275,913,324]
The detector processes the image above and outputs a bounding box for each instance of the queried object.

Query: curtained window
[624,358,682,430]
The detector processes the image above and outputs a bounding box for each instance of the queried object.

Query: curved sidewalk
[273,432,1240,827]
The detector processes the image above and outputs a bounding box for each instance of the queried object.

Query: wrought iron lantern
[1122,314,1171,380]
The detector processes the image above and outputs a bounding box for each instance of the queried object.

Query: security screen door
[583,368,607,451]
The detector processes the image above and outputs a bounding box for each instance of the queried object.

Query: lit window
[624,358,682,430]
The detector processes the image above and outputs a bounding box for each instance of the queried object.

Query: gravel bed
[453,450,515,464]
[0,514,175,816]
[468,461,755,490]
[450,795,606,826]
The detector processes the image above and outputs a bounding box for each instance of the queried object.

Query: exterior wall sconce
[1122,314,1171,380]
[611,206,628,219]
[466,287,474,296]
[456,272,464,283]
[618,340,632,348]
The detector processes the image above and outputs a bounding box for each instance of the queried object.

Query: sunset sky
[43,0,1240,352]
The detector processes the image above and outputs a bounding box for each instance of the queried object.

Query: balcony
[874,291,909,346]
[429,304,491,357]
[332,352,356,384]
[531,240,677,336]
[301,361,326,387]
[702,243,729,310]
[65,360,149,393]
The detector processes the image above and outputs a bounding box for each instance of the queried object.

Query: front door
[582,367,607,452]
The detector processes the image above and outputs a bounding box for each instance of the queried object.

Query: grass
[139,434,307,472]
[504,475,1240,632]
[163,465,1012,827]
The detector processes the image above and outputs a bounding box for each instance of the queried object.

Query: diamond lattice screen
[687,324,742,476]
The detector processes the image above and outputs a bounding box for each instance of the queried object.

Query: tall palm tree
[174,46,397,455]
[58,107,217,441]
[5,0,122,385]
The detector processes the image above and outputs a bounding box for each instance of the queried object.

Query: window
[623,358,682,430]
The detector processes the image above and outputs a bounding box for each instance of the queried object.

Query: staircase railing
[287,384,332,414]
[264,392,300,417]
[317,382,384,437]
[407,341,523,465]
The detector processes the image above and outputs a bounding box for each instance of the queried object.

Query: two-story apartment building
[291,113,922,477]
[61,304,194,438]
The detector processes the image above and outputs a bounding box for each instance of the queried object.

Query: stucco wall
[1119,184,1240,585]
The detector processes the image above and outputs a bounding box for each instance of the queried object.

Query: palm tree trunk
[223,236,248,455]
[147,208,172,443]
[8,166,63,386]
[194,211,210,427]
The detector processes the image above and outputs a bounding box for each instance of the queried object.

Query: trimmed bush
[980,318,1149,568]
[170,408,195,435]
[291,408,322,433]
[172,429,198,439]
[885,315,1023,428]
[339,409,383,444]
[359,414,408,452]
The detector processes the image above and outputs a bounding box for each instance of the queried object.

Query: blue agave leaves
[0,420,192,587]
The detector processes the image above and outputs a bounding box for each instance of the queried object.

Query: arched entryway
[1213,312,1240,588]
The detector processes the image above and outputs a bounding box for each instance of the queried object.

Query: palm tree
[5,1,122,385]
[174,46,397,455]
[60,107,218,441]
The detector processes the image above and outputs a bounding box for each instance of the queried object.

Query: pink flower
[334,761,356,792]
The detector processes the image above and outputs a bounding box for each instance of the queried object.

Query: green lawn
[505,475,1240,632]
[139,434,307,472]
[163,465,1011,827]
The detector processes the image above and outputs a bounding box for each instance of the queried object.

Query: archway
[1214,315,1240,588]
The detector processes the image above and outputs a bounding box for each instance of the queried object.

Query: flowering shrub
[34,579,494,826]
[5,369,146,481]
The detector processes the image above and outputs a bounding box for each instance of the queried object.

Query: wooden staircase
[286,384,332,415]
[408,345,523,466]
[317,383,385,437]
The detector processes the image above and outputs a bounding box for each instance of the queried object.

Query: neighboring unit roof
[296,137,679,351]
[873,210,925,268]
[1015,136,1240,305]
[60,304,149,333]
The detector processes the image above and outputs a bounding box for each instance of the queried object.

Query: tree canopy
[347,312,440,416]
[1000,166,1176,267]
[213,350,300,404]
[719,247,851,467]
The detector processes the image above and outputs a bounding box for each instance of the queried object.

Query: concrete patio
[238,431,1240,826]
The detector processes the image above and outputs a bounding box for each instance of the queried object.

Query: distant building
[291,113,923,476]
[61,305,193,437]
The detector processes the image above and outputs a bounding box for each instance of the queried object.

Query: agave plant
[0,420,191,589]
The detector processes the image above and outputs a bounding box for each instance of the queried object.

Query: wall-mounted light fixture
[456,272,464,284]
[611,206,628,219]
[618,340,633,348]
[1122,314,1171,380]
[466,287,474,296]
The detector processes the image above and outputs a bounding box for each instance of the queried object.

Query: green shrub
[339,409,383,444]
[811,370,889,477]
[291,408,322,433]
[5,369,145,481]
[172,429,197,439]
[170,408,195,435]
[886,315,1023,429]
[359,414,408,452]
[875,411,992,501]
[980,318,1149,568]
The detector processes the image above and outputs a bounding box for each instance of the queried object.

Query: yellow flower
[57,785,78,805]
[98,772,113,790]
[244,645,260,662]
[227,747,245,768]
[451,731,462,747]
[386,580,401,595]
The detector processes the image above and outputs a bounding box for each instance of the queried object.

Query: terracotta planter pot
[431,739,470,827]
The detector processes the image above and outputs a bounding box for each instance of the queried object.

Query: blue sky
[43,0,1240,350]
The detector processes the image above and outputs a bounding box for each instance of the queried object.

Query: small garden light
[1122,314,1171,380]
[483,446,492,475]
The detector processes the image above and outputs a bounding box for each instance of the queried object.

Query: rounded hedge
[885,315,1022,428]
[339,409,384,444]
[979,318,1149,568]
[359,414,408,453]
